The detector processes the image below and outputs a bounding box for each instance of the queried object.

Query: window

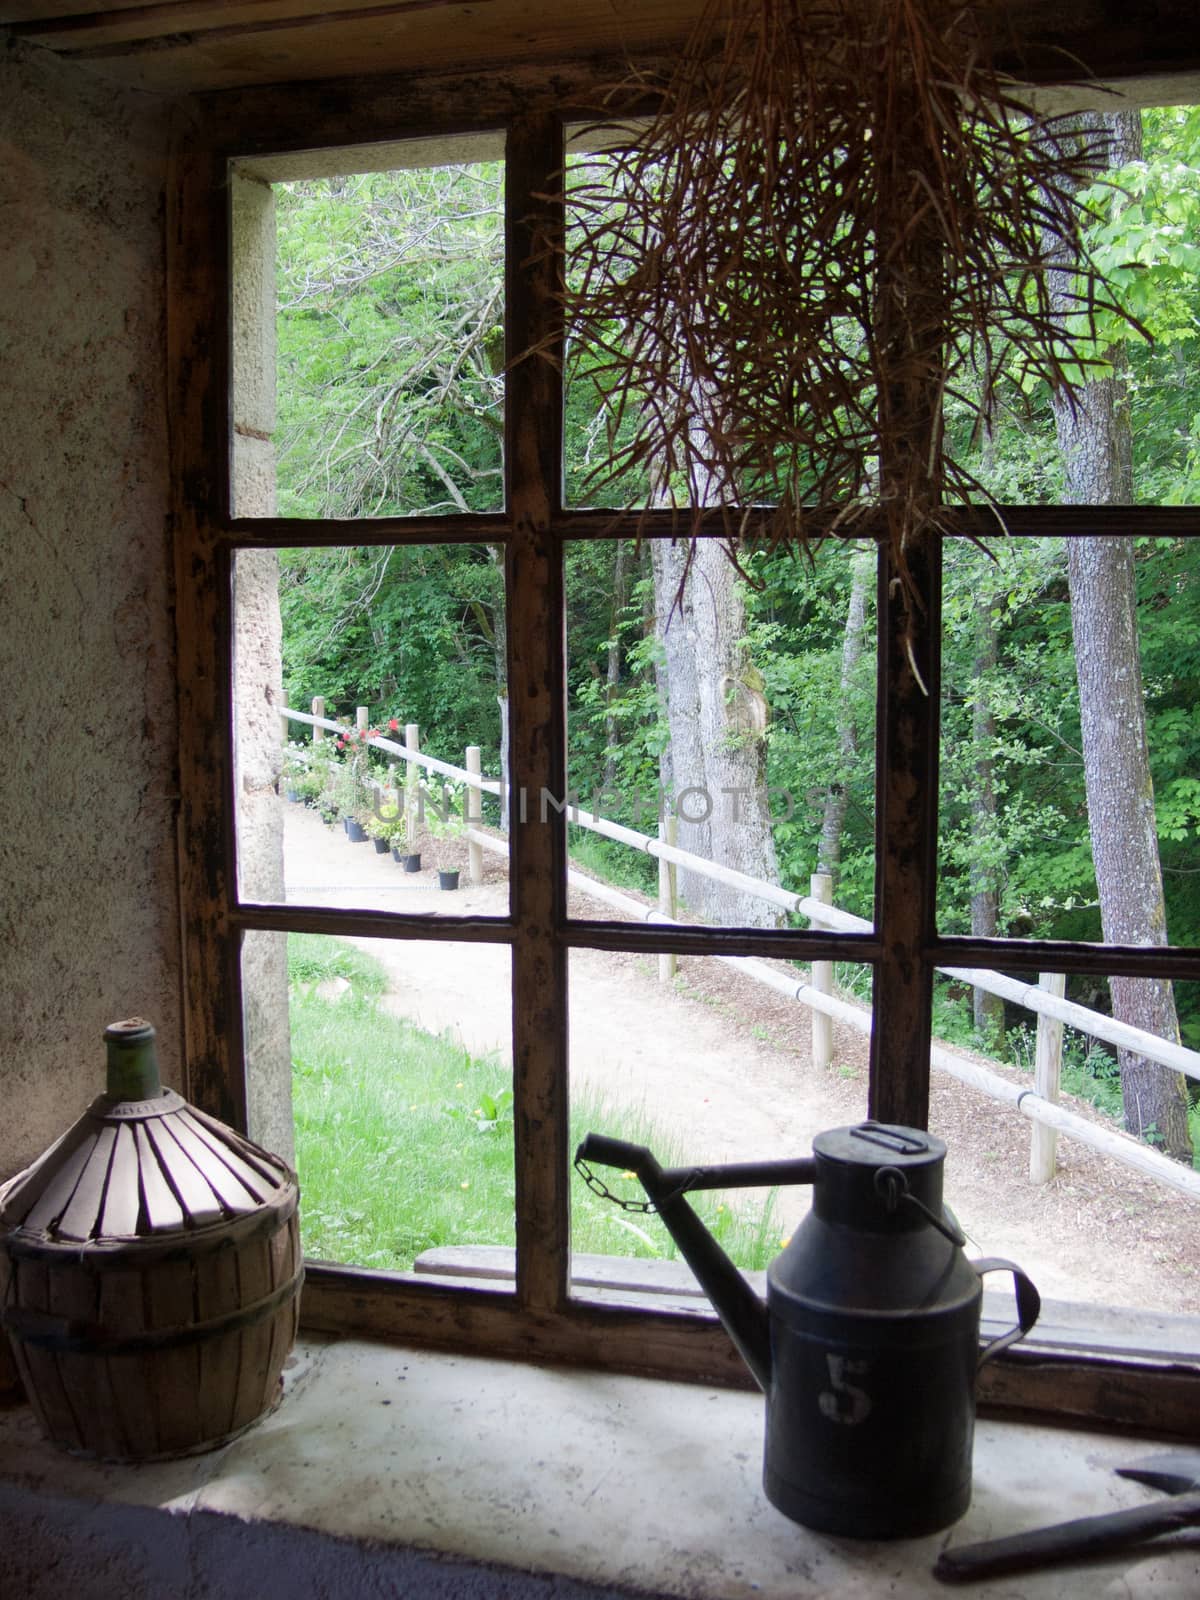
[171,72,1199,1433]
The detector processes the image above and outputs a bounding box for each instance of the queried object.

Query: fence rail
[282,701,1200,1204]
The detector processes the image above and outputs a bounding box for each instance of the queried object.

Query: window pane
[929,972,1199,1317]
[568,948,869,1302]
[244,931,514,1271]
[233,543,510,915]
[938,534,1199,948]
[564,538,876,932]
[233,151,505,521]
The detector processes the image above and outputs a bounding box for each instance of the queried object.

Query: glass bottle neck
[103,1019,162,1100]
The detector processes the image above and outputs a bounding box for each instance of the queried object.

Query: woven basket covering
[0,1025,302,1460]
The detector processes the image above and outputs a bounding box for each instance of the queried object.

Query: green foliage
[276,166,504,520]
[287,933,388,999]
[276,109,1200,1063]
[567,827,658,896]
[289,945,785,1269]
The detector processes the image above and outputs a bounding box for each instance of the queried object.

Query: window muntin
[196,95,1200,1423]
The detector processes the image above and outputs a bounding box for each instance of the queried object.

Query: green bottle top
[103,1017,163,1102]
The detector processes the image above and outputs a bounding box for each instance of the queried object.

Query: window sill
[1,1336,1196,1599]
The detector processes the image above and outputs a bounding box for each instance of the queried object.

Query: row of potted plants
[282,734,467,889]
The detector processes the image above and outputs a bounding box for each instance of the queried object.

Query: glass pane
[233,150,505,520]
[930,972,1200,1317]
[233,543,510,915]
[562,148,649,513]
[938,534,1199,948]
[944,106,1200,511]
[568,948,870,1301]
[564,537,876,931]
[244,931,514,1271]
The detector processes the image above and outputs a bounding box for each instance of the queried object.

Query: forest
[269,107,1200,1161]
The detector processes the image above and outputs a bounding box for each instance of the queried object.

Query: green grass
[288,935,787,1272]
[288,932,388,997]
[567,826,658,896]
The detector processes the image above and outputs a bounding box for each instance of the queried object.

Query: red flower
[388,718,399,732]
[336,739,346,750]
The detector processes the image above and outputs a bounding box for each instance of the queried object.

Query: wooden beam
[868,536,942,1128]
[505,112,570,1316]
[7,0,478,48]
[7,0,1200,99]
[168,130,244,1129]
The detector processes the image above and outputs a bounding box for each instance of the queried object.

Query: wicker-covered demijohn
[0,1019,302,1460]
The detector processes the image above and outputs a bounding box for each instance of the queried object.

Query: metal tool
[933,1451,1200,1582]
[575,1121,1040,1539]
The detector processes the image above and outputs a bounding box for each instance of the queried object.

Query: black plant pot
[438,869,460,891]
[373,836,390,854]
[403,852,422,873]
[391,846,405,863]
[345,819,368,843]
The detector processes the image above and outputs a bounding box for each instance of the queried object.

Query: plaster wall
[0,41,178,1174]
[230,171,294,1165]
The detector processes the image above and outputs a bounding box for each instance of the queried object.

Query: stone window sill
[0,1337,1196,1599]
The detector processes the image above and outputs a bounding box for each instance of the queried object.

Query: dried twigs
[554,0,1146,598]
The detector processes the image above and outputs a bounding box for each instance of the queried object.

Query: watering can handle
[972,1257,1041,1367]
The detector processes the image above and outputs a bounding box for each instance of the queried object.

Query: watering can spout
[575,1133,817,1392]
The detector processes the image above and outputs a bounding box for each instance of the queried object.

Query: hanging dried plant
[558,0,1146,586]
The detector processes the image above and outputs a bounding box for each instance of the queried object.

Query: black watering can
[575,1121,1040,1540]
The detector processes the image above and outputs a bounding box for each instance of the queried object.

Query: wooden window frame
[169,59,1200,1436]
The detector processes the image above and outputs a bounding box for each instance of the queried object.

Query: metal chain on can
[574,1156,659,1213]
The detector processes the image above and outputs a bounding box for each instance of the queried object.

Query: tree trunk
[651,537,711,909]
[1046,110,1192,1160]
[1065,537,1191,1157]
[689,538,780,927]
[651,537,780,927]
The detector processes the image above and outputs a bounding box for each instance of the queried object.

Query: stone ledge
[0,1338,1197,1599]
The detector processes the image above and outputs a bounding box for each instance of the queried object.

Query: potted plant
[366,785,405,856]
[422,780,464,889]
[280,740,309,803]
[316,746,350,826]
[331,727,376,839]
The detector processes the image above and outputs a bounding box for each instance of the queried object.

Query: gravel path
[285,804,1200,1316]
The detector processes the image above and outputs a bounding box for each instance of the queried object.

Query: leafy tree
[276,165,504,519]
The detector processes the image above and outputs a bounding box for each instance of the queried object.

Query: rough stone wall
[0,42,178,1174]
[231,171,294,1165]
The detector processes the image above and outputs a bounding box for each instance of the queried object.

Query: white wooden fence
[282,701,1200,1204]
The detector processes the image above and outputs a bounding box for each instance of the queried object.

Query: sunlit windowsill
[1,1334,1196,1600]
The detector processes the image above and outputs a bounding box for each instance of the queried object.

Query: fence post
[356,705,369,735]
[466,745,483,885]
[1030,970,1067,1183]
[405,723,421,855]
[312,696,325,742]
[810,872,834,1072]
[658,812,678,984]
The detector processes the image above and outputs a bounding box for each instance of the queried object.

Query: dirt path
[284,805,1200,1316]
